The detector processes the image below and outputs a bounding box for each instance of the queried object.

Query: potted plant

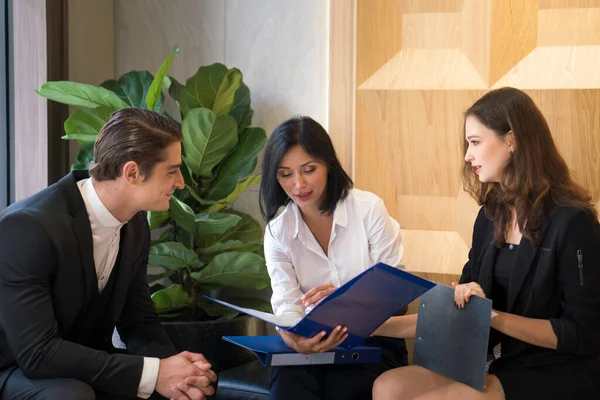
[36,47,272,371]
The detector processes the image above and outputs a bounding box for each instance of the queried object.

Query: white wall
[115,0,329,225]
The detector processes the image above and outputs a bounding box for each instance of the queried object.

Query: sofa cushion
[217,360,270,400]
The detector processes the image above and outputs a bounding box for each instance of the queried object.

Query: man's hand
[302,284,337,309]
[280,326,347,354]
[155,351,217,400]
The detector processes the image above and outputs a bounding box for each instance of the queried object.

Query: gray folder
[413,284,492,391]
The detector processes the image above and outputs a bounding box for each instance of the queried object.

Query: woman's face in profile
[277,145,328,212]
[463,116,512,183]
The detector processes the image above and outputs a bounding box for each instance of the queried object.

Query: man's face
[136,142,185,212]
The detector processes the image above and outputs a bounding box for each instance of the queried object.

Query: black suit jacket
[0,172,177,396]
[460,205,600,368]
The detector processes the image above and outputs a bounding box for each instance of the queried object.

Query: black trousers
[269,336,407,400]
[0,367,205,400]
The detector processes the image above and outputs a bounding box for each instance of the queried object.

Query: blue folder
[223,335,382,367]
[206,263,436,348]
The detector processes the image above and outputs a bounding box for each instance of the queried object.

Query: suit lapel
[507,219,551,312]
[72,205,99,302]
[110,222,133,320]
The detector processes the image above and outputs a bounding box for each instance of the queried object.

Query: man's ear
[122,161,142,184]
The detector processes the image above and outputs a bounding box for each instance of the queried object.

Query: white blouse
[264,188,404,320]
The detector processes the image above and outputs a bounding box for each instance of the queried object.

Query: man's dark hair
[89,107,183,181]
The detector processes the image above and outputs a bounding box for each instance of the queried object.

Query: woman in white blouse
[259,116,408,400]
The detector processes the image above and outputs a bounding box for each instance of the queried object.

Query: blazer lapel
[507,219,551,312]
[110,223,133,320]
[478,241,497,298]
[72,206,99,302]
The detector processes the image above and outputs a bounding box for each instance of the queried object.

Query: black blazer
[0,172,177,397]
[460,205,600,368]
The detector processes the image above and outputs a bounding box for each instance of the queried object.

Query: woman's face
[277,145,328,212]
[464,116,513,183]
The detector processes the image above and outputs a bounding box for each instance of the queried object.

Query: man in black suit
[0,108,216,399]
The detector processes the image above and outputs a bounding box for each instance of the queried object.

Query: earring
[509,149,513,157]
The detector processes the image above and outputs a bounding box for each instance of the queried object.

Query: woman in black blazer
[372,87,600,400]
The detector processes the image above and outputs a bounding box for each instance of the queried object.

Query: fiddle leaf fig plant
[36,46,271,320]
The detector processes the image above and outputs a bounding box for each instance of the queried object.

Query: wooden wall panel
[356,0,403,86]
[349,0,600,288]
[329,0,355,174]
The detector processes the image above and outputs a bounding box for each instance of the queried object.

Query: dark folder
[223,335,382,366]
[206,263,436,348]
[413,284,492,391]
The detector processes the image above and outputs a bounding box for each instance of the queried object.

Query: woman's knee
[373,367,408,400]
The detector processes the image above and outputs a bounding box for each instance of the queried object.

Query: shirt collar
[290,196,349,239]
[79,178,125,230]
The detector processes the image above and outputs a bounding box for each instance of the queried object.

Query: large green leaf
[203,128,266,201]
[146,45,179,111]
[36,81,128,110]
[151,285,193,314]
[229,83,254,131]
[181,108,238,179]
[168,197,242,236]
[190,251,269,289]
[165,75,185,104]
[205,175,261,213]
[101,71,162,111]
[71,143,94,171]
[147,270,175,284]
[63,107,112,144]
[147,210,170,230]
[198,239,263,263]
[197,210,263,249]
[178,64,243,117]
[149,242,199,271]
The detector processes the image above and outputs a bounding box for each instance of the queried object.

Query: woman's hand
[452,281,486,309]
[302,284,337,309]
[279,325,348,354]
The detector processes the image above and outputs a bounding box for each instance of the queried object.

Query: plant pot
[162,316,267,372]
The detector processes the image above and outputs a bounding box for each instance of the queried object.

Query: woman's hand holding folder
[302,284,337,310]
[279,325,348,354]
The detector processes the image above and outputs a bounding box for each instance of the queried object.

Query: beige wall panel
[400,230,469,278]
[538,9,600,46]
[402,13,461,49]
[356,0,403,86]
[329,0,355,174]
[488,0,538,85]
[359,49,487,90]
[356,90,477,197]
[538,0,600,9]
[527,90,600,202]
[461,0,491,84]
[394,195,458,232]
[492,47,600,88]
[457,188,482,247]
[398,0,465,13]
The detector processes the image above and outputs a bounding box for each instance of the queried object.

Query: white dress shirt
[264,188,404,319]
[78,178,160,399]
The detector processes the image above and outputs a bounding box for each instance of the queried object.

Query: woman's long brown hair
[461,87,597,246]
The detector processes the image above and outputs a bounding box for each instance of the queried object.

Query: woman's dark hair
[462,87,597,245]
[259,116,353,224]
